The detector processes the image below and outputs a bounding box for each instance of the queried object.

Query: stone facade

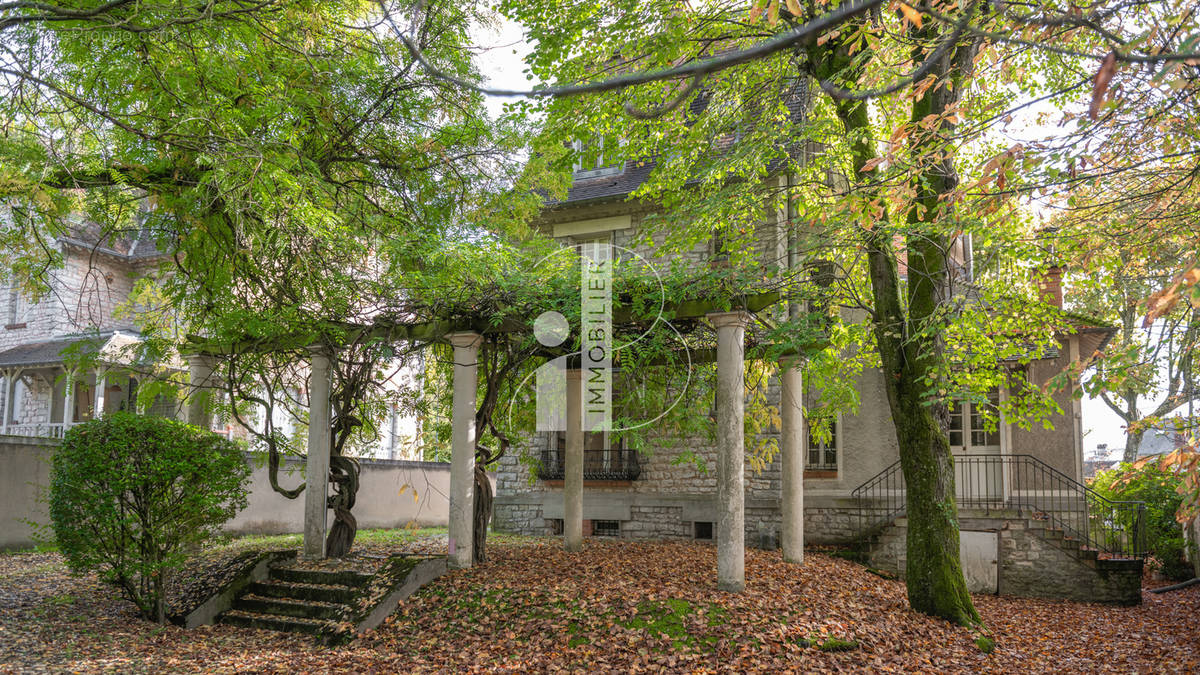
[0,246,140,353]
[497,185,1098,552]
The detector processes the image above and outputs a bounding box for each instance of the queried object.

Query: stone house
[491,124,1146,603]
[0,221,174,438]
[0,220,422,459]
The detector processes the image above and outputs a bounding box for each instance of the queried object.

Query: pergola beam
[181,292,786,357]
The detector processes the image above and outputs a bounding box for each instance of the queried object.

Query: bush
[48,412,250,622]
[1092,462,1191,580]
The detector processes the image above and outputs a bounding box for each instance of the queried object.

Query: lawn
[1,533,1196,673]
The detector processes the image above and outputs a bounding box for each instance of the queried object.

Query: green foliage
[47,413,250,622]
[617,598,727,651]
[1092,462,1191,580]
[817,637,859,652]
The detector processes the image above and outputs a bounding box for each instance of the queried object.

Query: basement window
[593,520,620,537]
[694,521,714,540]
[548,518,564,536]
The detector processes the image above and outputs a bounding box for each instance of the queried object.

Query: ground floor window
[693,521,713,540]
[806,416,839,472]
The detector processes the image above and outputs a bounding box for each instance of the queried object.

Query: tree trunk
[325,454,360,558]
[805,12,982,626]
[153,565,166,624]
[1123,426,1146,464]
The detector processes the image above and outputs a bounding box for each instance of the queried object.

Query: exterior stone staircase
[166,553,448,642]
[220,566,374,636]
[866,508,1143,605]
[852,454,1147,605]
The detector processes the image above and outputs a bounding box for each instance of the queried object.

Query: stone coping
[0,435,61,448]
[0,437,482,474]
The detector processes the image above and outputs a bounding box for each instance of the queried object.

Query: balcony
[2,422,69,439]
[537,448,641,482]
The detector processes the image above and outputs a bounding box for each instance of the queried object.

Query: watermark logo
[511,242,694,434]
[581,240,611,432]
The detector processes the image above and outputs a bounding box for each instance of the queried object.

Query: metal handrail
[537,448,641,481]
[852,454,1147,560]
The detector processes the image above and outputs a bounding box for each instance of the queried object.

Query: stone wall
[0,437,55,550]
[0,438,462,550]
[494,492,864,546]
[998,519,1141,606]
[1,247,141,353]
[867,513,1142,605]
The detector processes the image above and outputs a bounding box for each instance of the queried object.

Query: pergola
[186,290,819,592]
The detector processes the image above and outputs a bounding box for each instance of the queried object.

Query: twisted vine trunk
[325,454,360,558]
[473,464,493,564]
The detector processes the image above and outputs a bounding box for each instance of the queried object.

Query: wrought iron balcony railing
[537,448,641,481]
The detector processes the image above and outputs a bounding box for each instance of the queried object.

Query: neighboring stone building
[0,219,422,460]
[491,111,1142,602]
[0,221,174,438]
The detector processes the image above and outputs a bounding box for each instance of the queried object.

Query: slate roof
[0,331,144,369]
[0,337,91,368]
[545,79,811,209]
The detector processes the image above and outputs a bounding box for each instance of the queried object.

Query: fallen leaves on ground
[1,538,1196,673]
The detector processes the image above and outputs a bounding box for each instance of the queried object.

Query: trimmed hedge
[48,412,250,622]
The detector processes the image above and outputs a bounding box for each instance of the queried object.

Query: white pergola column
[93,369,106,420]
[447,332,482,569]
[1,369,15,434]
[780,357,804,564]
[62,369,76,429]
[564,369,583,552]
[303,347,333,560]
[708,310,751,592]
[186,354,215,430]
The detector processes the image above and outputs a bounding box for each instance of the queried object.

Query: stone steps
[218,564,370,635]
[233,595,344,620]
[247,579,360,604]
[221,609,330,635]
[214,555,449,642]
[270,567,375,587]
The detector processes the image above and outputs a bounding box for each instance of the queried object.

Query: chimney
[1037,265,1064,308]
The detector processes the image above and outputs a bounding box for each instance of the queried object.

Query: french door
[949,390,1003,503]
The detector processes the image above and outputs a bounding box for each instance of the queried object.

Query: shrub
[48,412,250,622]
[1092,462,1191,580]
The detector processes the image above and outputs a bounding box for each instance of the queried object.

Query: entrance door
[950,390,1003,504]
[74,382,94,421]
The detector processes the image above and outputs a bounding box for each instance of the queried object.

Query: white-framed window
[948,389,1000,449]
[7,285,29,327]
[572,138,624,179]
[805,414,839,472]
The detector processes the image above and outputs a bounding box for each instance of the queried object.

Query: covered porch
[0,332,176,439]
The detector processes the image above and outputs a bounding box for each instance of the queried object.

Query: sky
[469,19,1134,459]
